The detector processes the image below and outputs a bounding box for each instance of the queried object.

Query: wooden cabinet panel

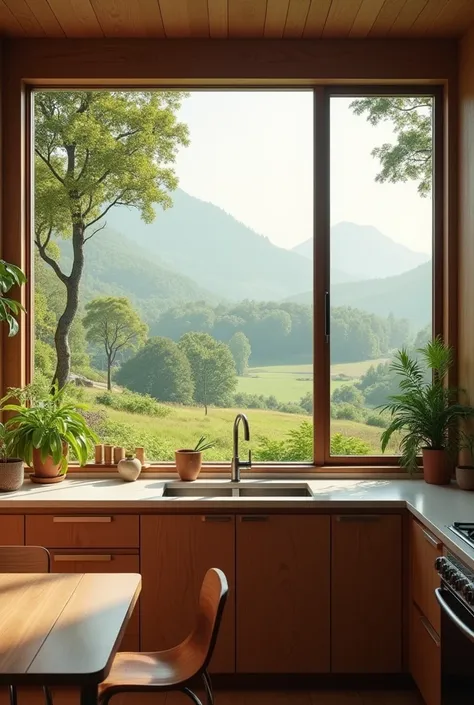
[140,514,235,673]
[411,517,442,635]
[50,550,140,651]
[0,515,24,544]
[331,514,402,673]
[236,514,330,673]
[26,514,139,548]
[410,602,441,705]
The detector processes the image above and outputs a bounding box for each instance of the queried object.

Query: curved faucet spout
[231,413,252,482]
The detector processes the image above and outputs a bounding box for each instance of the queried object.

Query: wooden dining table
[0,572,141,705]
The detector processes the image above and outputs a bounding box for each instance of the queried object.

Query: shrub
[331,402,367,423]
[299,392,313,414]
[330,433,371,455]
[366,413,389,429]
[99,420,175,460]
[96,390,172,418]
[332,384,365,407]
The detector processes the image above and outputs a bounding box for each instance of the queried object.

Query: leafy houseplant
[2,385,98,482]
[380,337,474,485]
[175,436,215,482]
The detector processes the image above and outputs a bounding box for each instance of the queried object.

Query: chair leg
[182,687,203,705]
[43,686,54,705]
[202,670,214,705]
[9,686,17,705]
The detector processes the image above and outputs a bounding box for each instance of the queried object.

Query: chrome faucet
[231,413,251,482]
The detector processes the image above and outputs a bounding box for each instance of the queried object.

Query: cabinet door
[411,517,442,635]
[50,551,140,651]
[410,602,441,705]
[331,514,402,673]
[0,515,24,544]
[140,514,235,673]
[236,514,330,673]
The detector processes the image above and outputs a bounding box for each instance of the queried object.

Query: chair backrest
[186,567,228,674]
[0,546,50,573]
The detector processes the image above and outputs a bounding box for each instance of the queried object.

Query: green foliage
[331,433,371,455]
[194,436,215,452]
[350,96,432,197]
[116,336,194,404]
[0,260,26,337]
[96,390,172,418]
[366,413,390,429]
[299,392,313,414]
[332,384,365,407]
[331,403,367,423]
[35,340,56,377]
[178,332,237,413]
[98,419,175,460]
[229,332,252,376]
[380,337,474,472]
[2,385,98,471]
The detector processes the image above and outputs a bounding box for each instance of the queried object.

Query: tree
[116,337,194,404]
[179,332,237,414]
[332,384,365,407]
[350,97,432,196]
[229,332,251,376]
[83,297,148,391]
[34,90,189,387]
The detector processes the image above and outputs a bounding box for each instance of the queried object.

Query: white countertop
[2,476,474,567]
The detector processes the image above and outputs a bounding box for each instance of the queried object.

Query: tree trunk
[107,354,112,391]
[52,221,85,389]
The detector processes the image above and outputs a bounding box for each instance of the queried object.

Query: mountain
[286,261,431,329]
[106,189,314,301]
[57,227,216,323]
[293,222,430,280]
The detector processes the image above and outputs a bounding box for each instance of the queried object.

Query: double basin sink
[162,482,312,499]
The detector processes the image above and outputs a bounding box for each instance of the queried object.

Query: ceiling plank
[0,0,25,35]
[264,0,290,38]
[322,0,364,37]
[368,0,408,35]
[45,0,104,37]
[3,0,45,35]
[228,0,267,37]
[410,0,450,35]
[349,0,386,37]
[428,0,474,36]
[24,0,65,36]
[159,0,209,37]
[90,0,164,37]
[302,0,332,37]
[284,0,311,37]
[208,0,228,37]
[389,0,429,34]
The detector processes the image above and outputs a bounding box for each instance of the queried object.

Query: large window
[32,87,439,467]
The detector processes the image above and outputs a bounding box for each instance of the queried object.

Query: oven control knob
[455,576,469,591]
[449,570,462,587]
[464,584,474,604]
[435,557,447,572]
[443,563,456,579]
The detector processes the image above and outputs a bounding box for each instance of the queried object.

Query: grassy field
[238,358,389,404]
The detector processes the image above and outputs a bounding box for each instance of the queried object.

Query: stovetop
[449,522,474,549]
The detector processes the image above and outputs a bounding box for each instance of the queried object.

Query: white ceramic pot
[0,459,24,492]
[117,455,142,482]
[456,466,474,491]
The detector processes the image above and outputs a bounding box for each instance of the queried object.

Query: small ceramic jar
[117,454,142,482]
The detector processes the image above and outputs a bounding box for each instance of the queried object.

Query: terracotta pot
[0,459,24,492]
[422,448,452,485]
[32,443,68,480]
[175,450,202,481]
[456,466,474,491]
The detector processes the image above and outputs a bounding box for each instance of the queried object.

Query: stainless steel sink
[162,483,312,498]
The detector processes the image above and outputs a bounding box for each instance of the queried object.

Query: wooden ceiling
[0,0,473,39]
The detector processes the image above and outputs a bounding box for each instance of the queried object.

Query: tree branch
[35,232,69,285]
[84,192,128,230]
[76,149,90,182]
[83,221,107,244]
[35,148,65,185]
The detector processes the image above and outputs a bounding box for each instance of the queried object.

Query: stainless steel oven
[435,553,474,705]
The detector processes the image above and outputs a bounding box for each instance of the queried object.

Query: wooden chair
[99,567,228,705]
[0,546,52,705]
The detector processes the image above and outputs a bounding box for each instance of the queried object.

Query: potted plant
[175,436,215,481]
[2,384,98,483]
[0,423,24,492]
[380,337,474,485]
[456,434,474,491]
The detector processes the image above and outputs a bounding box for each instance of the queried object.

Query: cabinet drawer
[0,516,24,545]
[410,603,441,705]
[26,515,139,548]
[50,551,139,650]
[411,518,442,634]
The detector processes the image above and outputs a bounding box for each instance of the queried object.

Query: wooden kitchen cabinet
[331,513,402,673]
[140,514,235,673]
[410,602,441,705]
[0,515,24,544]
[411,517,442,635]
[26,514,139,548]
[236,514,330,673]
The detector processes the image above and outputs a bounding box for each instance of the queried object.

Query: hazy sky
[175,91,432,256]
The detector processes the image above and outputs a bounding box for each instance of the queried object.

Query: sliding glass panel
[33,89,314,464]
[329,94,433,456]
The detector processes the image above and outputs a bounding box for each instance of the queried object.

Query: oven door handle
[435,587,474,643]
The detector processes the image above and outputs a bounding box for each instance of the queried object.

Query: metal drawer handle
[202,516,232,523]
[53,554,113,562]
[419,614,441,646]
[336,515,381,522]
[435,588,474,644]
[53,516,113,523]
[421,527,442,549]
[241,516,269,522]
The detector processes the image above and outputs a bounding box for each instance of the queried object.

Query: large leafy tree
[34,90,189,388]
[350,97,432,196]
[178,332,237,415]
[83,297,148,391]
[229,332,251,376]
